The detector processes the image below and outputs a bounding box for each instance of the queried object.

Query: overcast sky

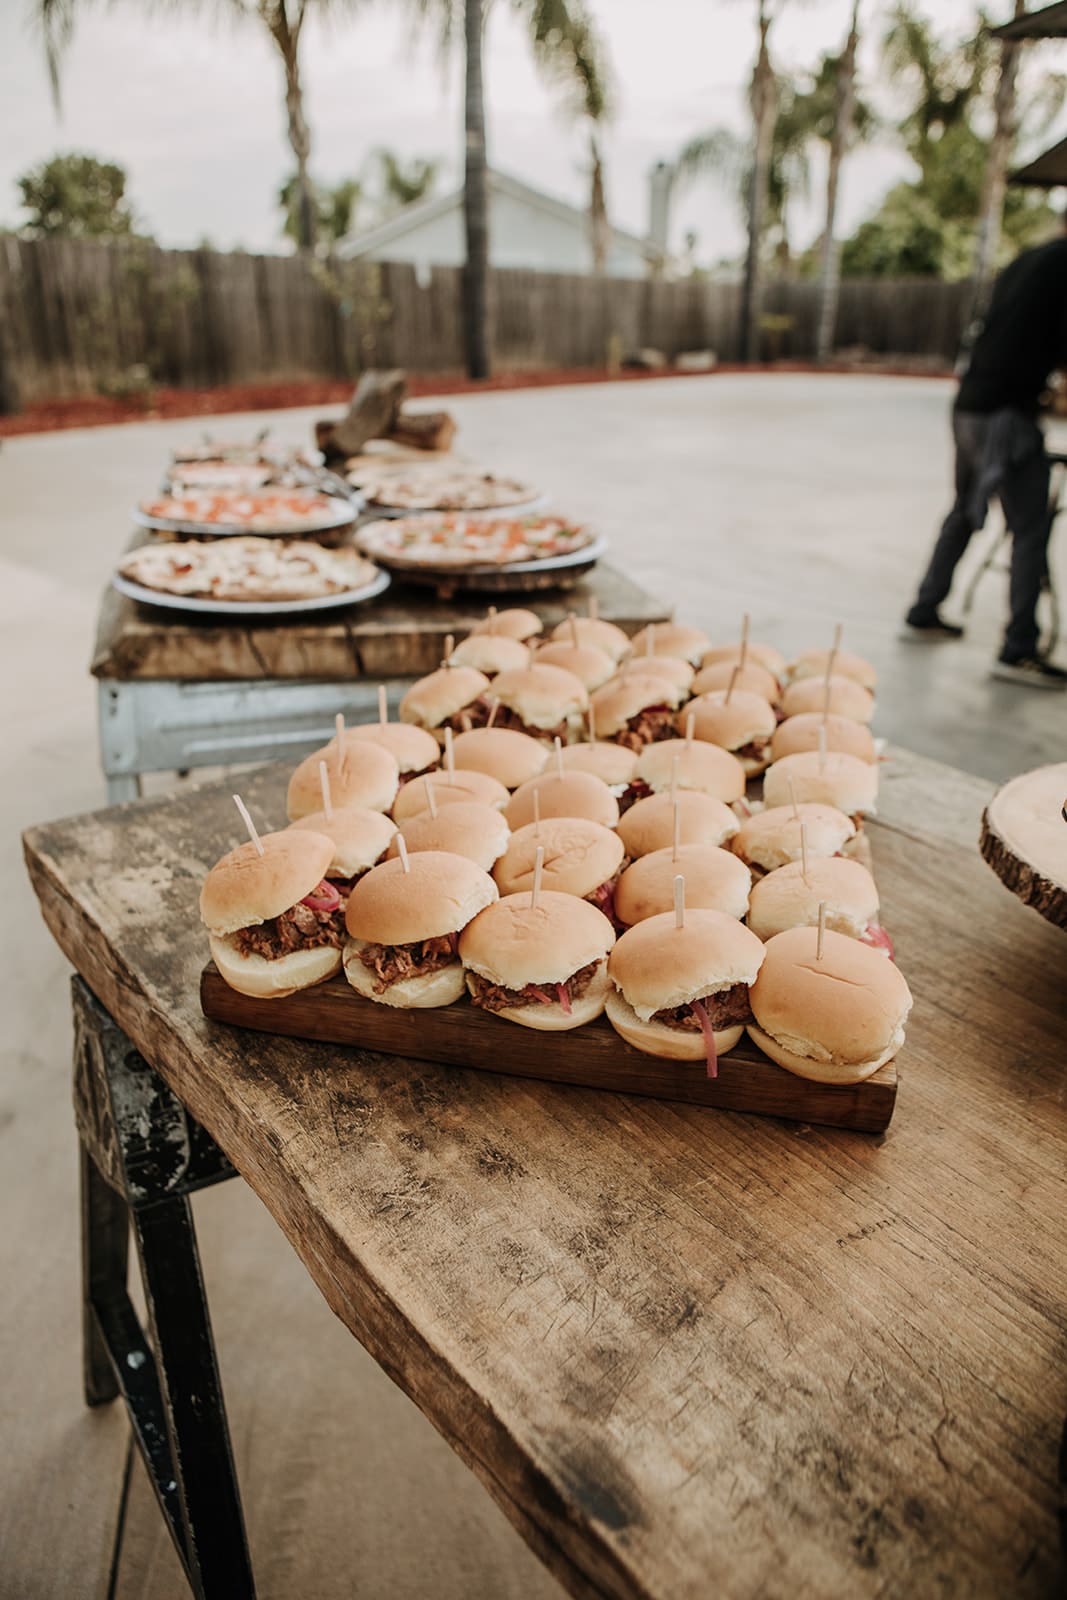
[3,0,1064,260]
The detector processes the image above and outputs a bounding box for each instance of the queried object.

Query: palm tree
[881,2,994,182]
[743,0,781,361]
[371,149,441,213]
[815,0,862,363]
[36,0,358,256]
[970,1,1025,321]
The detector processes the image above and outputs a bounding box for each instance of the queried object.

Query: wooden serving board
[200,966,897,1133]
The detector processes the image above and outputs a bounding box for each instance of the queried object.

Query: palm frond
[515,0,613,123]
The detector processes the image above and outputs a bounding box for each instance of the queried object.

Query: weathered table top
[91,559,668,682]
[23,750,1067,1599]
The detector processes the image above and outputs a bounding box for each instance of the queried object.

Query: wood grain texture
[200,969,897,1133]
[979,764,1067,930]
[22,746,1067,1600]
[91,560,669,683]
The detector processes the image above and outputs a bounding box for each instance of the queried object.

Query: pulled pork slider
[747,857,887,949]
[682,689,777,776]
[392,768,508,820]
[287,738,399,820]
[770,712,877,765]
[690,659,780,704]
[606,909,766,1071]
[504,770,620,830]
[533,640,616,691]
[779,674,875,724]
[201,828,343,998]
[488,663,589,743]
[788,647,876,691]
[618,654,695,693]
[343,850,498,1007]
[731,802,856,876]
[399,665,492,741]
[630,622,710,666]
[763,750,878,823]
[550,614,631,663]
[556,741,638,794]
[450,726,548,789]
[287,807,397,893]
[389,801,510,874]
[493,816,624,923]
[701,641,786,682]
[460,891,615,1029]
[448,633,531,676]
[617,790,739,859]
[748,926,912,1083]
[343,722,440,785]
[590,674,687,752]
[469,607,543,643]
[615,843,752,927]
[621,738,746,812]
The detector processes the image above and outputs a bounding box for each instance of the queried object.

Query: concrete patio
[4,372,1065,1598]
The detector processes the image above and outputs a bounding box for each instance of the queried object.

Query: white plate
[360,532,609,578]
[365,494,548,520]
[133,497,359,539]
[111,565,391,618]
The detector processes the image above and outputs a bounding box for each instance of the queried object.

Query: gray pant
[909,407,1051,660]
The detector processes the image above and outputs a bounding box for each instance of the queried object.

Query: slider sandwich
[287,806,398,897]
[682,689,777,776]
[469,607,543,643]
[389,801,510,873]
[460,891,615,1029]
[590,674,688,752]
[287,737,399,820]
[788,648,876,691]
[533,640,616,691]
[504,770,619,829]
[617,654,695,694]
[448,633,531,675]
[620,738,746,812]
[487,663,589,743]
[555,741,639,795]
[392,767,509,820]
[701,641,786,682]
[731,803,856,876]
[450,726,549,790]
[399,665,492,741]
[549,614,631,662]
[770,712,876,765]
[493,816,624,923]
[747,856,891,952]
[762,751,878,825]
[614,843,752,927]
[630,622,710,666]
[689,659,780,704]
[343,721,440,786]
[616,790,739,859]
[779,674,874,724]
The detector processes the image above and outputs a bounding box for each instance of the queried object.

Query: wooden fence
[0,235,971,410]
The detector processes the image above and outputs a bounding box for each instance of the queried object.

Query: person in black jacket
[903,226,1067,687]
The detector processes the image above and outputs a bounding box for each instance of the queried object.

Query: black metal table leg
[72,976,255,1600]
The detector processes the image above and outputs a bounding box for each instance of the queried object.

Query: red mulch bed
[0,361,954,438]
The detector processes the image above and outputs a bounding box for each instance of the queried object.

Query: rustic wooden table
[91,560,669,803]
[23,747,1067,1599]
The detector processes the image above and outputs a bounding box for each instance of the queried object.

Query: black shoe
[991,655,1067,689]
[900,609,965,641]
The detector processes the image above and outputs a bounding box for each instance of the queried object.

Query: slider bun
[746,856,879,942]
[590,673,686,735]
[460,890,615,988]
[469,607,543,641]
[701,641,786,680]
[789,648,877,690]
[683,691,777,756]
[287,739,399,819]
[747,925,912,1083]
[556,742,639,786]
[771,713,877,764]
[763,751,878,816]
[779,675,875,723]
[490,663,589,724]
[287,808,397,877]
[618,654,695,691]
[447,634,531,675]
[615,843,752,926]
[343,943,466,1008]
[549,615,631,662]
[630,622,710,665]
[450,726,548,789]
[209,935,341,997]
[476,963,612,1031]
[504,770,619,829]
[343,722,440,775]
[617,790,739,859]
[730,803,855,873]
[201,829,334,935]
[634,738,746,803]
[609,909,765,1018]
[690,660,780,703]
[345,850,498,943]
[533,641,616,690]
[493,817,624,898]
[398,666,491,730]
[392,768,509,819]
[605,990,743,1060]
[391,801,510,871]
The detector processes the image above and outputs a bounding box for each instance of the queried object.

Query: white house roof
[338,168,661,264]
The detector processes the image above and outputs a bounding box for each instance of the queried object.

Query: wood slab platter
[200,966,898,1133]
[980,762,1067,929]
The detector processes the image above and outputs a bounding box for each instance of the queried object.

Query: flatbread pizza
[349,461,539,512]
[138,488,352,534]
[357,512,595,570]
[119,538,380,603]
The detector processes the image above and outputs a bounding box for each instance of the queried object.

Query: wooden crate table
[22,748,1067,1599]
[91,560,669,803]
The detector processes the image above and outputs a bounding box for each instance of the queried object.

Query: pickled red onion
[528,987,553,1004]
[863,922,895,959]
[301,880,341,912]
[555,982,572,1015]
[690,998,718,1078]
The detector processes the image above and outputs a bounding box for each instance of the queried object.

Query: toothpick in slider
[486,697,500,729]
[800,820,809,884]
[442,633,454,668]
[318,760,333,820]
[378,685,388,726]
[816,899,827,959]
[424,777,438,819]
[674,873,686,929]
[554,736,565,780]
[725,664,740,705]
[787,774,800,822]
[568,613,580,648]
[396,835,411,874]
[685,711,695,751]
[531,845,545,909]
[444,725,456,783]
[335,712,348,777]
[233,794,264,857]
[587,702,597,743]
[486,606,497,636]
[672,798,681,862]
[818,723,828,774]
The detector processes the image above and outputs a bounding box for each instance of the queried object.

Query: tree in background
[16,152,142,239]
[36,0,363,256]
[743,0,782,361]
[280,174,363,248]
[814,0,863,364]
[370,149,441,212]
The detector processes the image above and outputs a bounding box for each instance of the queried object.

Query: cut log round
[979,762,1067,929]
